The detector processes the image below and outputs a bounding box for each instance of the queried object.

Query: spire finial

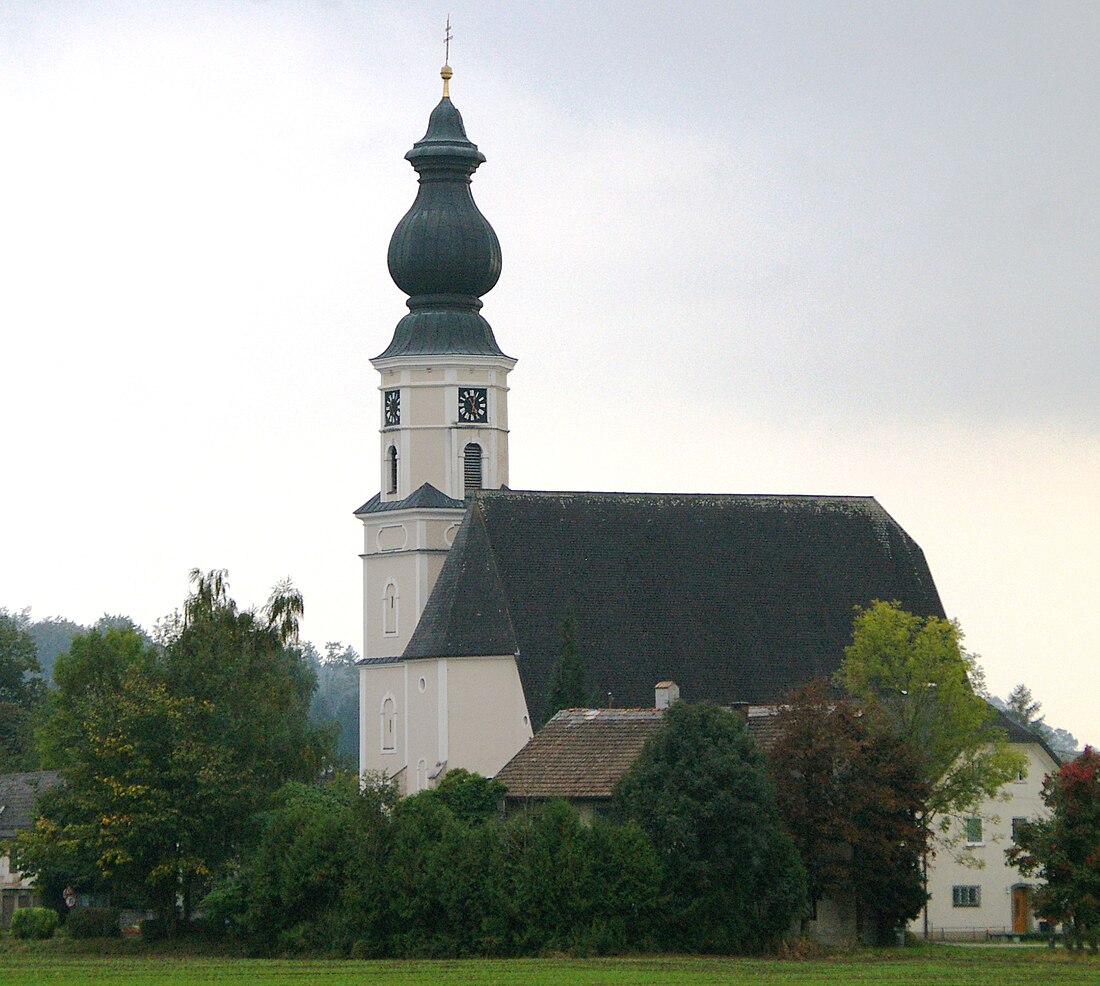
[441,16,453,98]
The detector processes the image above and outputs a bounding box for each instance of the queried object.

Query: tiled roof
[405,490,945,723]
[495,709,664,799]
[0,771,61,838]
[496,706,789,800]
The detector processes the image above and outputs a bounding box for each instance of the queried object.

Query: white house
[913,718,1062,939]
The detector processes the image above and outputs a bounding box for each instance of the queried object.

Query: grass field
[1,945,1097,986]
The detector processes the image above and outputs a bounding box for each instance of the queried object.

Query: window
[383,582,398,636]
[1012,817,1027,842]
[381,696,396,753]
[463,442,482,493]
[965,817,983,845]
[952,885,981,908]
[387,445,398,495]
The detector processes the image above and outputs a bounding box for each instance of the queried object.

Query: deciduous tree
[1008,747,1100,951]
[769,679,928,942]
[0,609,46,770]
[836,601,1024,834]
[11,571,328,931]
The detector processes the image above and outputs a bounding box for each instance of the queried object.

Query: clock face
[384,389,400,426]
[458,387,488,423]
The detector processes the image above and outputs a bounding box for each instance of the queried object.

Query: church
[354,64,944,795]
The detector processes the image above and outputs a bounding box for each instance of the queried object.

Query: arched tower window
[387,445,398,495]
[383,581,398,636]
[463,443,482,494]
[381,696,396,752]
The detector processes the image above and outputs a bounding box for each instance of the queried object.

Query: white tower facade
[356,68,521,789]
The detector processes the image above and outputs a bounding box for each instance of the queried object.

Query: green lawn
[0,946,1097,986]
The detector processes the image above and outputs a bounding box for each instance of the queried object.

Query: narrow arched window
[381,696,396,752]
[463,442,482,494]
[387,445,398,495]
[383,581,398,636]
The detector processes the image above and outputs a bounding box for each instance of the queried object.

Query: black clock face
[458,387,488,423]
[384,390,400,426]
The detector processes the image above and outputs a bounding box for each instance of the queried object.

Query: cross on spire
[441,16,454,97]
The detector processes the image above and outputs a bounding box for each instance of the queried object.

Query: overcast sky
[1,1,1097,745]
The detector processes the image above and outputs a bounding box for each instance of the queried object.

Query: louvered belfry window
[387,445,398,494]
[463,443,482,493]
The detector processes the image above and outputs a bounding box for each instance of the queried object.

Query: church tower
[356,63,518,787]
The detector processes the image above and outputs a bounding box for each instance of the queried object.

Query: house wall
[914,742,1058,938]
[0,852,38,929]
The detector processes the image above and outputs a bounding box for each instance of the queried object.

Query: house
[494,690,859,944]
[913,714,1062,940]
[0,770,60,928]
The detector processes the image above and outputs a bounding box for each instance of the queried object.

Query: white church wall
[445,655,532,778]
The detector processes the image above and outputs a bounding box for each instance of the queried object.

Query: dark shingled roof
[354,482,465,517]
[404,490,945,723]
[406,502,519,659]
[0,771,61,838]
[496,706,785,800]
[993,707,1065,765]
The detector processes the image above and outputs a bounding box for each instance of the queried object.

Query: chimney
[655,680,679,710]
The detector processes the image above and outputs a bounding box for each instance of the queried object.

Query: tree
[769,679,929,942]
[994,683,1081,758]
[0,610,46,770]
[1005,683,1045,732]
[12,571,329,931]
[1008,747,1100,951]
[837,601,1024,835]
[544,612,591,722]
[614,702,807,953]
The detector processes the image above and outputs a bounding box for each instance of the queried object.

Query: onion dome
[378,66,507,359]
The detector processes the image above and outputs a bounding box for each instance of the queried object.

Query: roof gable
[404,502,518,659]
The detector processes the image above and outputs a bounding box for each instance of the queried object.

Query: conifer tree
[544,612,590,722]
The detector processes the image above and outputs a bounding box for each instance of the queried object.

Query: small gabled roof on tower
[354,482,466,517]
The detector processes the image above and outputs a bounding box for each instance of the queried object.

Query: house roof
[993,708,1065,766]
[0,771,61,838]
[496,706,782,800]
[404,490,945,722]
[495,708,665,799]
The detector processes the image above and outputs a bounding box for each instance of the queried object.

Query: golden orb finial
[441,63,453,98]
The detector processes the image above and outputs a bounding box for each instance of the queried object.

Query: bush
[66,906,121,938]
[140,917,167,941]
[10,906,59,940]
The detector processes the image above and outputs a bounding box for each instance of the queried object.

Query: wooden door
[1012,886,1029,934]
